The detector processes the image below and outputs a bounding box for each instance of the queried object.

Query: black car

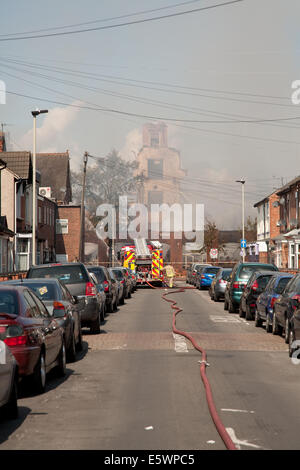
[110,268,127,303]
[27,263,101,334]
[3,278,82,362]
[239,271,277,321]
[273,274,300,351]
[87,266,118,313]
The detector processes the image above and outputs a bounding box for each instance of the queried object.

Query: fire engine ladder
[134,238,150,257]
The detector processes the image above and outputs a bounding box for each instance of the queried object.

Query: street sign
[241,239,247,248]
[210,248,218,259]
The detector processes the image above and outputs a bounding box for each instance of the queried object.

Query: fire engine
[120,238,164,286]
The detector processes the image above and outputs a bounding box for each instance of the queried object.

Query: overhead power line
[0,1,244,41]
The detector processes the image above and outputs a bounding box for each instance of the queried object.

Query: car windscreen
[28,265,89,285]
[275,277,291,294]
[204,268,220,275]
[88,267,106,283]
[112,269,124,280]
[239,265,276,280]
[0,290,19,315]
[21,282,59,301]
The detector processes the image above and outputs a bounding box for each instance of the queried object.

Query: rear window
[112,269,124,280]
[222,270,232,280]
[28,265,89,285]
[257,275,273,289]
[22,282,59,301]
[239,265,276,280]
[275,277,291,294]
[204,268,220,275]
[88,267,106,283]
[0,291,19,315]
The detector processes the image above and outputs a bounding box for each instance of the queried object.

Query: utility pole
[236,178,246,263]
[31,109,48,266]
[79,151,88,263]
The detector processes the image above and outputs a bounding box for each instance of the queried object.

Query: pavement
[1,282,300,450]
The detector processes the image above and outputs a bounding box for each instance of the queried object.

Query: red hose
[147,281,237,451]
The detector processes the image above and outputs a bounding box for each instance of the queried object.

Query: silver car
[209,268,232,301]
[0,340,18,419]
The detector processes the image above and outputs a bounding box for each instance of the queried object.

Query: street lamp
[31,109,48,266]
[236,178,245,262]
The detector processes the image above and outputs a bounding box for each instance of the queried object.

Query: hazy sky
[1,0,300,229]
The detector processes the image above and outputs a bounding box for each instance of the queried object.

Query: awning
[283,229,300,238]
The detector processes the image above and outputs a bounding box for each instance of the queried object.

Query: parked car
[239,271,278,321]
[0,285,66,394]
[27,263,101,334]
[224,262,279,313]
[110,268,127,303]
[0,340,18,419]
[196,266,221,290]
[88,271,106,322]
[128,268,137,291]
[273,274,300,352]
[87,266,118,313]
[108,268,124,306]
[189,264,212,286]
[209,268,232,301]
[256,273,293,332]
[3,279,82,361]
[120,267,133,298]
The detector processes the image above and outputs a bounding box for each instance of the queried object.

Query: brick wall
[56,206,81,262]
[269,193,281,239]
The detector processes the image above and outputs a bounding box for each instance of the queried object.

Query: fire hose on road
[145,280,237,451]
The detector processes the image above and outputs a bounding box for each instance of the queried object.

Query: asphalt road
[1,282,300,450]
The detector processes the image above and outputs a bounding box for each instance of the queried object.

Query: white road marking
[226,427,262,450]
[173,333,189,353]
[207,440,215,444]
[221,408,255,414]
[144,426,154,431]
[209,315,241,323]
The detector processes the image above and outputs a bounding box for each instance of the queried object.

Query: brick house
[55,205,82,263]
[254,177,300,269]
[36,152,72,204]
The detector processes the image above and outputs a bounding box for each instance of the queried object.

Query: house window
[148,159,163,179]
[56,219,68,234]
[148,191,163,205]
[150,134,159,147]
[16,238,31,271]
[289,242,300,269]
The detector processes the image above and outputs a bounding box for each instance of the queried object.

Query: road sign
[210,248,218,259]
[241,239,247,248]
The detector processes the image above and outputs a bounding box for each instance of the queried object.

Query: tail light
[121,279,125,284]
[4,335,27,347]
[292,295,300,310]
[85,282,97,296]
[103,280,109,293]
[201,275,205,279]
[270,296,277,310]
[132,275,134,279]
[53,301,65,310]
[233,282,240,289]
[192,272,196,276]
[251,280,259,291]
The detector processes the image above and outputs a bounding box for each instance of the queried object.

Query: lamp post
[236,178,246,262]
[31,109,48,266]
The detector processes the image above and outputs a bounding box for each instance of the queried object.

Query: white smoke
[120,127,143,161]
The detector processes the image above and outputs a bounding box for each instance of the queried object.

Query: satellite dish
[279,197,285,205]
[272,201,279,208]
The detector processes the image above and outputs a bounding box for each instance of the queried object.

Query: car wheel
[224,297,229,311]
[239,303,245,318]
[127,290,132,299]
[284,318,290,345]
[214,292,219,302]
[32,350,46,394]
[288,328,297,358]
[120,295,125,305]
[113,299,118,312]
[76,327,83,352]
[265,314,271,333]
[56,340,67,378]
[254,309,262,328]
[90,312,101,334]
[229,299,236,314]
[5,371,18,419]
[272,312,281,336]
[67,331,76,363]
[245,304,253,321]
[100,305,105,322]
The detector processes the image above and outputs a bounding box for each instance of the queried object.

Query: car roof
[30,262,84,268]
[4,278,61,285]
[253,270,280,276]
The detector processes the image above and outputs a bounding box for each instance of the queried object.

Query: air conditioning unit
[39,187,51,198]
[277,220,287,227]
[276,221,281,227]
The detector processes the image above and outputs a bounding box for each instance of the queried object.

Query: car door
[28,291,62,368]
[276,279,295,327]
[61,283,79,342]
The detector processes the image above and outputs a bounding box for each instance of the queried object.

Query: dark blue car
[196,266,221,290]
[255,273,293,331]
